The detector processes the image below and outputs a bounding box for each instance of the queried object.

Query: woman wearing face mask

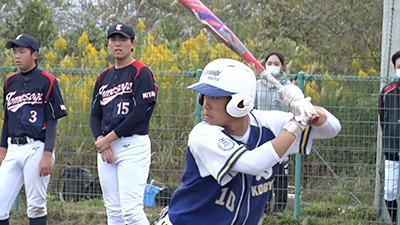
[256,52,291,111]
[255,52,291,215]
[379,50,400,223]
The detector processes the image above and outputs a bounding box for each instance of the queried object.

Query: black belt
[11,136,31,145]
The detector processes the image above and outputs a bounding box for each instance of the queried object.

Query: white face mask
[264,66,281,76]
[396,69,400,77]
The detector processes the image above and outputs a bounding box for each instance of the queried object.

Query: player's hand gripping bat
[178,0,319,124]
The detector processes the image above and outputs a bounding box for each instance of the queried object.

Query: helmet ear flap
[242,96,253,108]
[226,94,254,118]
[197,93,204,106]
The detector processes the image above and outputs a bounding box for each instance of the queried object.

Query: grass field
[9,194,385,225]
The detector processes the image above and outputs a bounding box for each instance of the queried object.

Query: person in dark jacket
[379,50,400,223]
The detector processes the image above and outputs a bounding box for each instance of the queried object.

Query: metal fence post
[294,71,305,219]
[194,69,202,125]
[398,119,400,225]
[13,196,19,213]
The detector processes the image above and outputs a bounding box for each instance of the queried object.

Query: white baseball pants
[98,134,151,225]
[0,139,53,220]
[385,159,399,201]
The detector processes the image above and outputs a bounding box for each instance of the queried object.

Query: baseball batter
[90,23,157,225]
[156,58,341,225]
[0,34,67,225]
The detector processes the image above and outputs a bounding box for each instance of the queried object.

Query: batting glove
[290,97,317,126]
[277,85,305,109]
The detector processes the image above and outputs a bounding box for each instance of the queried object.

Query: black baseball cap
[6,34,40,53]
[107,23,135,39]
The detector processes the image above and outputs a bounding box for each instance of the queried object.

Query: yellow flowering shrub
[368,68,378,76]
[83,44,100,69]
[304,71,341,106]
[210,43,240,61]
[180,31,211,70]
[180,37,200,71]
[358,68,368,77]
[59,53,77,68]
[140,35,179,71]
[137,20,146,31]
[44,51,55,68]
[352,58,361,72]
[99,48,108,68]
[77,32,90,50]
[55,37,67,52]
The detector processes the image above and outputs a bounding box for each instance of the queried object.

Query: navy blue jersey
[379,82,400,160]
[90,60,157,137]
[166,108,341,225]
[2,67,67,140]
[167,110,316,225]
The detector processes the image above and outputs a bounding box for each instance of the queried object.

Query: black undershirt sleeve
[90,82,103,140]
[0,113,9,148]
[90,114,103,139]
[113,103,149,138]
[44,119,57,152]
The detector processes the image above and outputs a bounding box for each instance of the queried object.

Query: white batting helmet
[187,58,256,118]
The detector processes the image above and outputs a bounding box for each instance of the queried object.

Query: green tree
[0,0,57,49]
[0,0,384,75]
[258,0,382,74]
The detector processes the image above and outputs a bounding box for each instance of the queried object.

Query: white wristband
[283,120,304,138]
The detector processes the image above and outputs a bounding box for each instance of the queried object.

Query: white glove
[260,69,280,88]
[290,97,317,126]
[277,85,304,109]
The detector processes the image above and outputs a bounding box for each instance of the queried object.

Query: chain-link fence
[0,66,396,224]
